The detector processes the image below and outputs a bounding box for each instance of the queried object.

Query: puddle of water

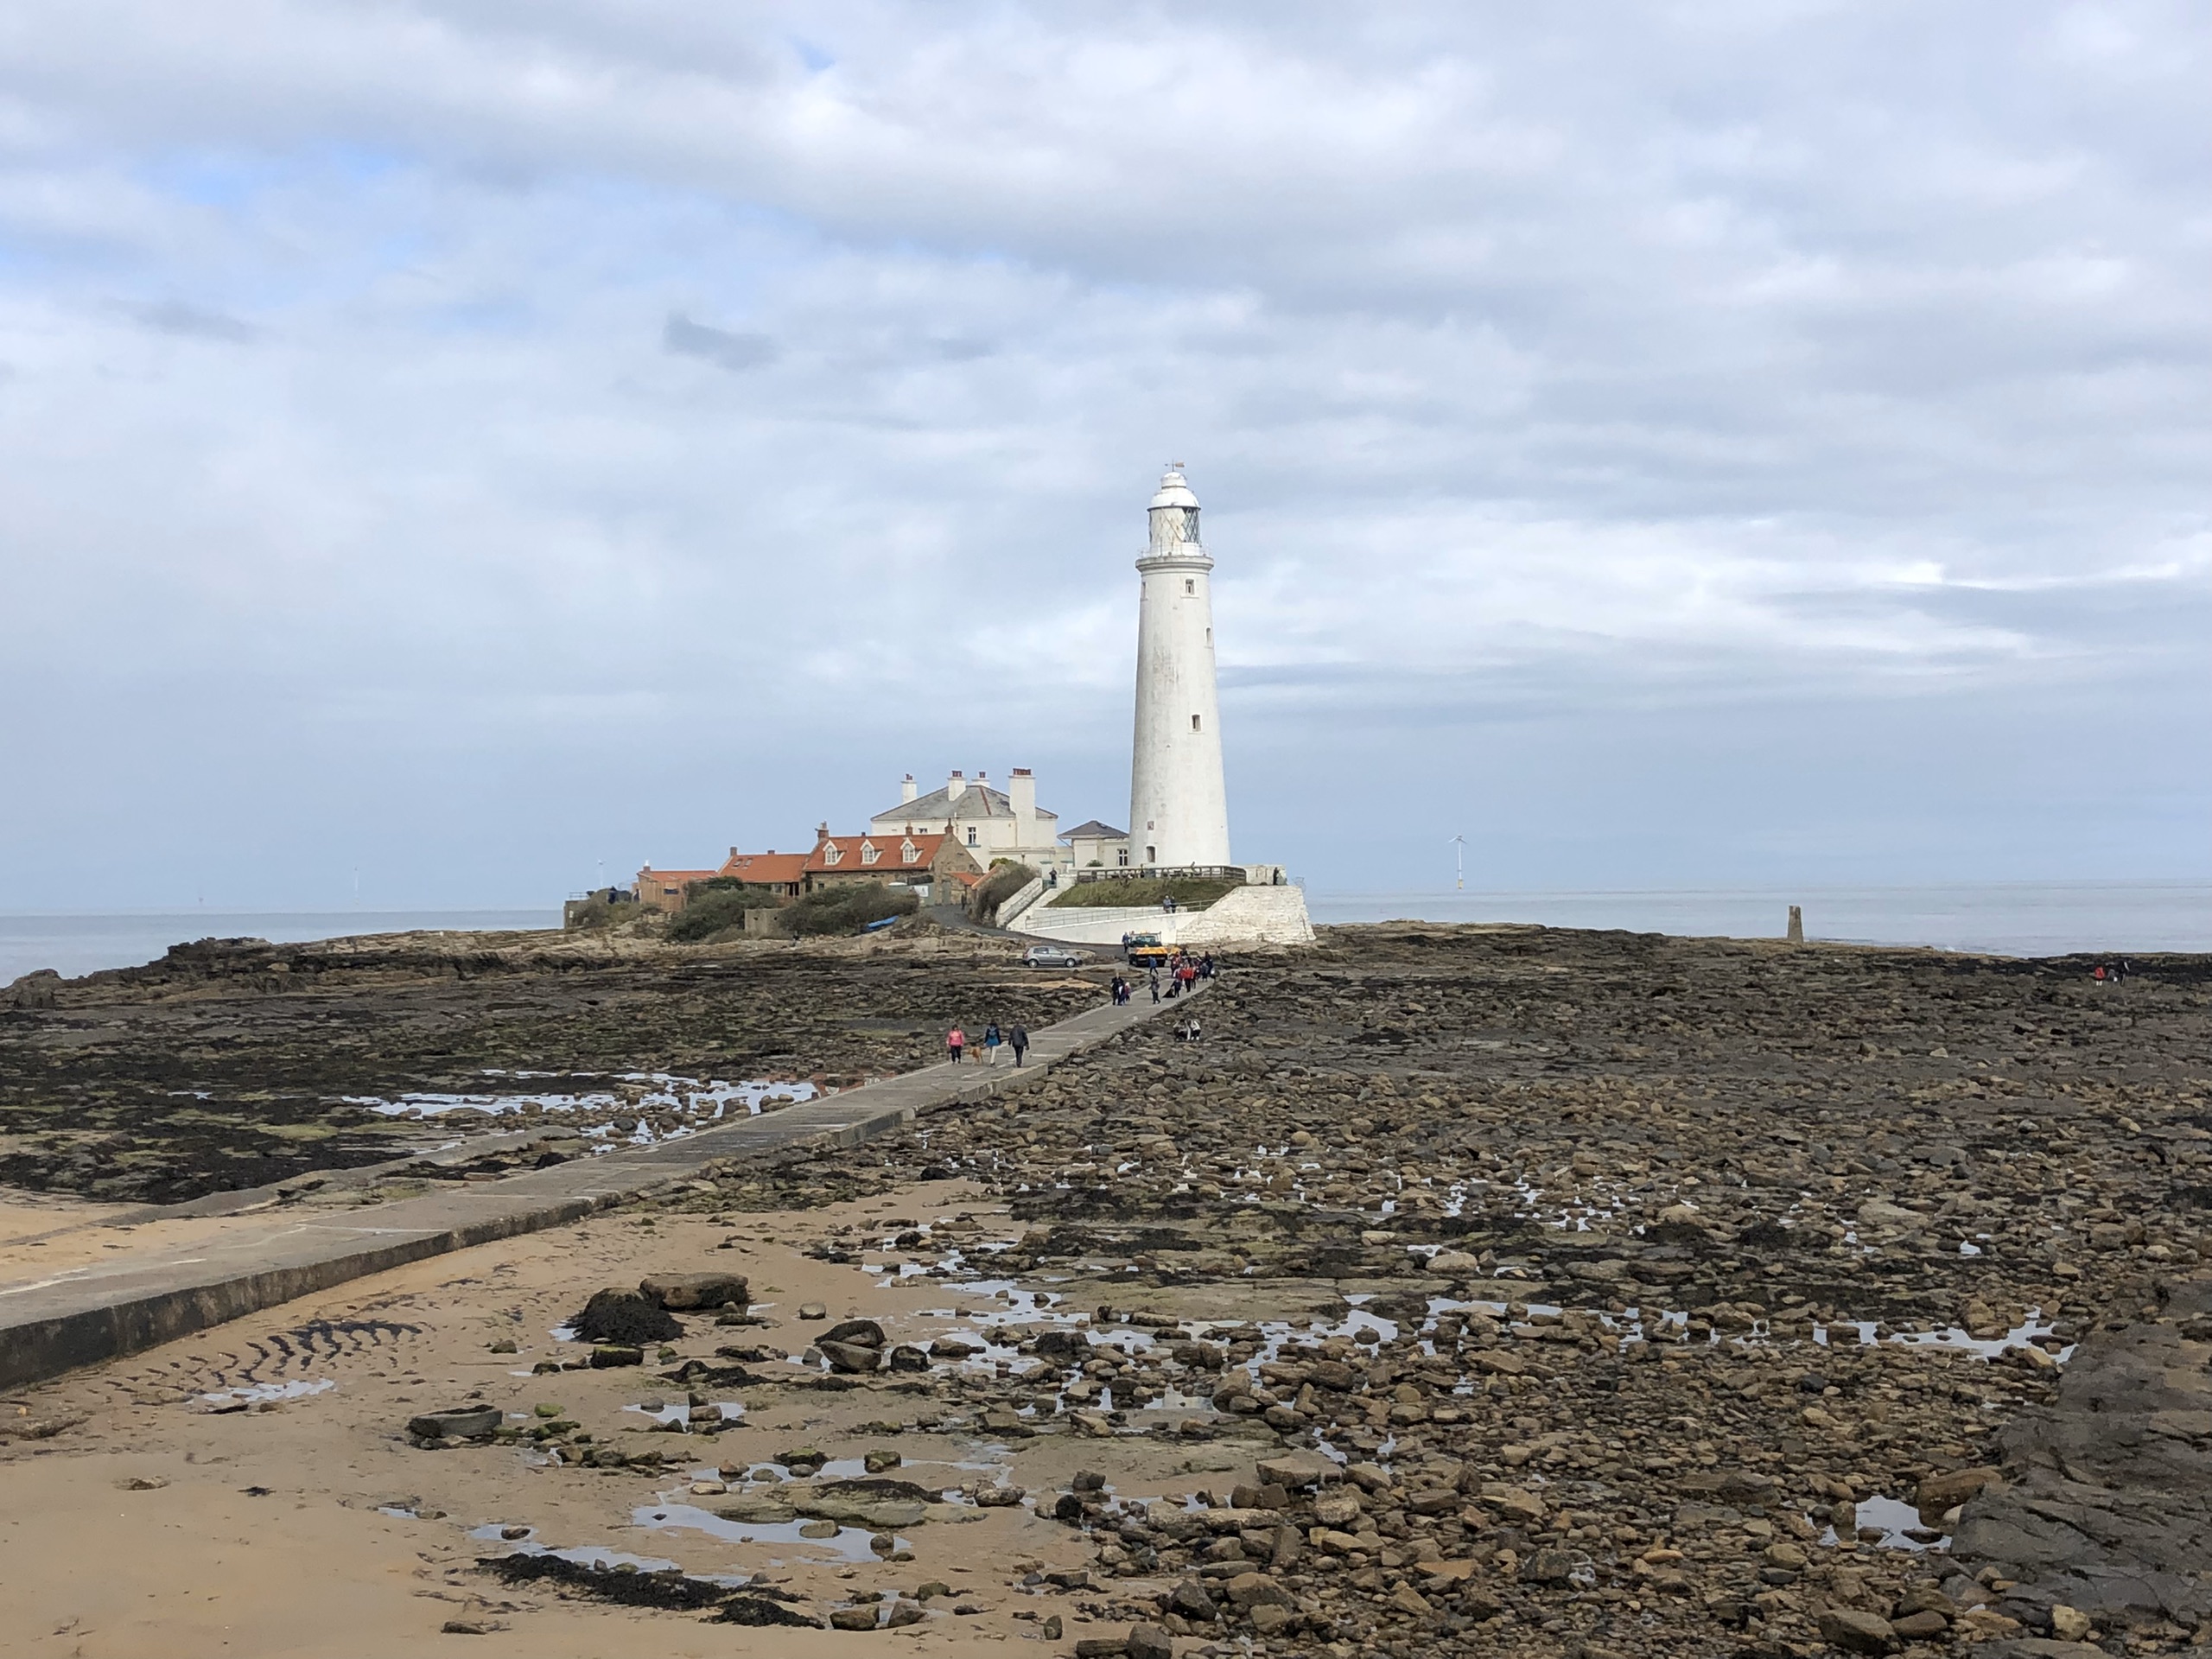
[1885,1313,2069,1362]
[1821,1494,1949,1552]
[864,1261,942,1280]
[199,1378,335,1407]
[340,1072,819,1144]
[468,1533,755,1586]
[633,1499,900,1564]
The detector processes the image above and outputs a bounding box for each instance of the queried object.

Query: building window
[860,842,879,865]
[1184,579,1195,594]
[966,827,977,846]
[900,839,918,862]
[1146,845,1156,863]
[1191,714,1201,732]
[823,844,842,865]
[1116,848,1129,867]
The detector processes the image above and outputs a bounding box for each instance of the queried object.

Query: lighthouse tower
[1129,465,1232,869]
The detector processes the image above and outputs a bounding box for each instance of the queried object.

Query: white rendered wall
[1128,477,1231,869]
[1012,885,1313,946]
[1012,903,1173,945]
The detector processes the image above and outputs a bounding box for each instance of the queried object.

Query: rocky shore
[0,926,1098,1204]
[3,921,2208,1657]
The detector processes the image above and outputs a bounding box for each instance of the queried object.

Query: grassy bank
[1045,875,1239,910]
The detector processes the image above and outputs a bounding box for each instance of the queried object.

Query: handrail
[1071,865,1243,884]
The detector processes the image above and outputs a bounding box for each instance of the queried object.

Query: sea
[1306,881,2212,959]
[3,883,2206,985]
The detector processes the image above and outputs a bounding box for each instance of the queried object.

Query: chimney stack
[900,773,918,805]
[1009,768,1037,844]
[947,769,966,801]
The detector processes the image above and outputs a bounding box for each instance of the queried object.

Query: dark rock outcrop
[573,1289,682,1345]
[1951,1275,2212,1630]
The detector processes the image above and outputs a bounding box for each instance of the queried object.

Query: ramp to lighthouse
[1012,874,1314,946]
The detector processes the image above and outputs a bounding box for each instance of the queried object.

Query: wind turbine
[1449,834,1465,892]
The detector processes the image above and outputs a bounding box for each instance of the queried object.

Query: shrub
[782,883,921,938]
[567,892,660,932]
[969,861,1039,925]
[566,893,637,931]
[1045,875,1239,910]
[668,881,785,943]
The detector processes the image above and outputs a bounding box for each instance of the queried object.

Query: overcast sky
[1,3,2206,910]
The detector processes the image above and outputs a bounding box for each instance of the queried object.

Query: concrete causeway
[0,982,1201,1390]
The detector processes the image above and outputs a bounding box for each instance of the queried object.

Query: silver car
[1021,944,1085,969]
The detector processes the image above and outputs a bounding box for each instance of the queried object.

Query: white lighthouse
[1129,465,1232,869]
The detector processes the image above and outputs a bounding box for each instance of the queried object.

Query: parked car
[1021,944,1085,969]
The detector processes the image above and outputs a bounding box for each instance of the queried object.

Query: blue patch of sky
[139,143,412,210]
[414,295,542,338]
[791,36,836,72]
[545,178,836,329]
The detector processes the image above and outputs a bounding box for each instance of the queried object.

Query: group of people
[1104,950,1216,1007]
[951,949,1217,1066]
[1142,950,1216,1004]
[944,1020,1028,1065]
[2092,959,2136,984]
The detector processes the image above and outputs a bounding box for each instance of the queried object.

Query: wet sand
[3,1181,1093,1657]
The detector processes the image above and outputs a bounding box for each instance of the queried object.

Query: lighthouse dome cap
[1149,466,1199,512]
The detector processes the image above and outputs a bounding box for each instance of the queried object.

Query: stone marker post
[1787,905,1804,945]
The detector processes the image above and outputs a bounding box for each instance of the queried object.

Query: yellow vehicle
[1122,931,1173,968]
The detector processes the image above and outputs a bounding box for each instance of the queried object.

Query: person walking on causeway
[982,1022,1002,1066]
[1009,1023,1029,1065]
[947,1026,965,1064]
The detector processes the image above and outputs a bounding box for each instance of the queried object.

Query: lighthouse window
[1184,579,1195,594]
[1191,715,1202,732]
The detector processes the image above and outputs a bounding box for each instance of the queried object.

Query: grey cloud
[124,300,257,342]
[663,313,778,372]
[931,337,994,360]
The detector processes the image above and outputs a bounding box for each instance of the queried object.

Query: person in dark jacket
[1008,1023,1029,1065]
